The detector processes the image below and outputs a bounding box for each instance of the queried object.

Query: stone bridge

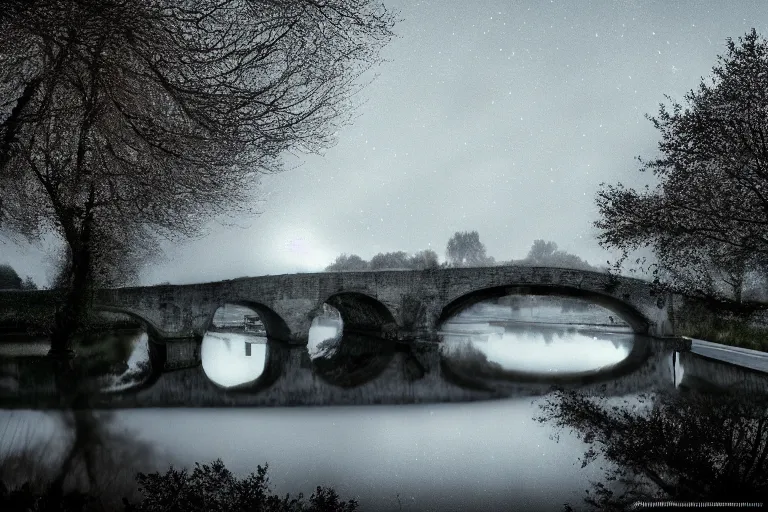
[0,266,677,342]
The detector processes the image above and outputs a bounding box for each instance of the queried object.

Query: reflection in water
[1,399,602,511]
[308,317,342,359]
[201,332,267,388]
[441,321,634,374]
[0,409,164,509]
[537,389,768,508]
[202,303,270,388]
[0,329,152,394]
[311,331,395,388]
[2,296,768,510]
[100,332,151,391]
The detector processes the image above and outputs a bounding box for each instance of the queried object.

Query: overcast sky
[4,0,768,287]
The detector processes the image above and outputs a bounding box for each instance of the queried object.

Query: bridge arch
[206,301,291,342]
[437,284,651,334]
[321,292,397,333]
[90,305,167,340]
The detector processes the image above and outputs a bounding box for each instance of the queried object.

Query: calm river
[0,297,765,511]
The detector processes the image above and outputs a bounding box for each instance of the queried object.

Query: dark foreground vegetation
[0,459,358,512]
[537,389,768,511]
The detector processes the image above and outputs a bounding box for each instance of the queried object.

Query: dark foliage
[0,459,358,512]
[325,249,439,271]
[445,231,494,267]
[0,0,396,351]
[0,263,22,289]
[595,29,768,305]
[537,389,768,511]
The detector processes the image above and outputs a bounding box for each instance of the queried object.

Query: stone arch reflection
[308,300,394,388]
[439,294,643,384]
[308,303,343,360]
[202,303,271,388]
[323,292,396,335]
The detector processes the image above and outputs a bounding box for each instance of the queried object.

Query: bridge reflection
[0,328,697,409]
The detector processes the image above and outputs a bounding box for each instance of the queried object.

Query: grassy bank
[676,309,768,353]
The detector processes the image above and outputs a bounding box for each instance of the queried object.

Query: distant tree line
[326,249,440,271]
[325,231,602,272]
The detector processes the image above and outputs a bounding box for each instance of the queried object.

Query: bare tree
[0,0,396,354]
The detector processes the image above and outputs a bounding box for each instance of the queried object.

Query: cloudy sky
[4,0,768,286]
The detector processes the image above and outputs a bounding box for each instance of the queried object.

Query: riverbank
[676,315,768,353]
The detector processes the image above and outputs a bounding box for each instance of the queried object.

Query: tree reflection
[1,409,162,510]
[536,389,768,510]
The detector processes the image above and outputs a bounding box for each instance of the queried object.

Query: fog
[4,1,767,286]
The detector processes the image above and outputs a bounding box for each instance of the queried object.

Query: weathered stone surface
[0,267,696,408]
[0,267,677,341]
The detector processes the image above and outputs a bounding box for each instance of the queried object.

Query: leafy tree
[0,0,396,353]
[595,29,768,306]
[20,276,37,290]
[325,254,369,272]
[520,240,599,271]
[408,249,440,270]
[536,389,768,510]
[325,249,440,271]
[445,231,494,267]
[0,263,22,289]
[369,251,410,270]
[525,240,559,263]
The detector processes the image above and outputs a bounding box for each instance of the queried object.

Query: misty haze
[1,1,768,512]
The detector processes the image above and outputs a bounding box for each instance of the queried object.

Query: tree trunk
[49,220,93,357]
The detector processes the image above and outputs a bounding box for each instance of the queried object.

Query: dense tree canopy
[325,253,370,272]
[445,230,494,267]
[595,29,768,304]
[325,248,440,271]
[519,239,599,271]
[408,249,440,270]
[0,263,21,289]
[369,250,410,270]
[0,0,396,350]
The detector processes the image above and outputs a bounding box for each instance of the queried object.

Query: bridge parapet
[0,266,676,342]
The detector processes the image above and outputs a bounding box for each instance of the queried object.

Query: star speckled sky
[4,0,768,286]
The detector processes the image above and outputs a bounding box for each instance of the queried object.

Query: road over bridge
[0,266,677,342]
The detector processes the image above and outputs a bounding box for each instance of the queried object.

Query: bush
[128,459,358,512]
[0,459,358,512]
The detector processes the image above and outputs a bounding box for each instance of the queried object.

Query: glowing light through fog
[281,231,335,272]
[201,332,267,387]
